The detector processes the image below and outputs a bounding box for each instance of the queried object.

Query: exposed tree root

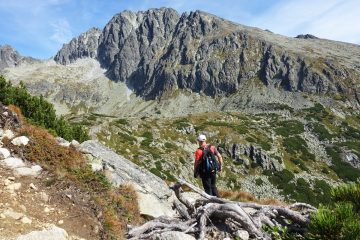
[127,179,317,239]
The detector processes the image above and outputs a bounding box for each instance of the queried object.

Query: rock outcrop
[295,34,318,39]
[341,149,360,169]
[226,143,283,171]
[78,140,176,218]
[54,28,101,64]
[53,8,360,102]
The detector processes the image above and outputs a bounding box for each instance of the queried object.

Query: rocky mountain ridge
[54,8,360,105]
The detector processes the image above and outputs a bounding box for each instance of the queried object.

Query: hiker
[194,134,223,197]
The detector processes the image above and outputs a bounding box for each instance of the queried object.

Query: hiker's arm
[216,152,223,171]
[194,150,201,174]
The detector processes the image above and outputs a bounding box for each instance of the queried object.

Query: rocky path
[0,130,100,240]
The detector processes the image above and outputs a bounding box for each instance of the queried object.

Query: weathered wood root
[127,179,317,240]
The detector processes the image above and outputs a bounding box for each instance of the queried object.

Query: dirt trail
[0,161,100,240]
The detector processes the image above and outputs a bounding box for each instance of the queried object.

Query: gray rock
[154,231,196,240]
[0,147,10,159]
[11,136,30,146]
[235,230,249,240]
[79,140,176,218]
[16,225,68,240]
[0,129,15,140]
[70,139,80,147]
[14,165,42,177]
[3,208,23,220]
[342,150,360,169]
[1,157,26,169]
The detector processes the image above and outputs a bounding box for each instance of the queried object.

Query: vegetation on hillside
[0,76,139,238]
[93,104,360,209]
[3,120,140,239]
[0,76,88,142]
[307,179,360,240]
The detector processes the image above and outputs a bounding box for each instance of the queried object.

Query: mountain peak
[0,45,38,70]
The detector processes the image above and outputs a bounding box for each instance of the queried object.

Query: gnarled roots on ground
[127,179,317,240]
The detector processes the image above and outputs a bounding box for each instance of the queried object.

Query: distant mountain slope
[54,8,360,105]
[0,45,38,70]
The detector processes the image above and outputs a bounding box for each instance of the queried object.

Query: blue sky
[0,0,359,59]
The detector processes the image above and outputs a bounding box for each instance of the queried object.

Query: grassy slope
[86,102,360,207]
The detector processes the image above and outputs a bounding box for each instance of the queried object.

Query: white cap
[197,134,207,142]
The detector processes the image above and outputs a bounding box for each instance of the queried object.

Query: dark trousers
[201,172,219,197]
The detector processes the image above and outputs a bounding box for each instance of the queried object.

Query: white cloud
[249,0,360,44]
[50,19,73,44]
[304,1,360,43]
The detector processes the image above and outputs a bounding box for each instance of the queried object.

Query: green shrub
[307,179,360,240]
[291,158,310,172]
[140,131,153,147]
[283,136,315,161]
[0,76,89,141]
[275,120,304,137]
[179,156,186,164]
[344,126,360,140]
[164,142,176,149]
[308,202,360,240]
[255,178,263,186]
[331,179,360,212]
[304,103,328,121]
[313,123,333,141]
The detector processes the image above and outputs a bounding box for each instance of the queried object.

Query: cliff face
[53,8,360,102]
[54,27,101,65]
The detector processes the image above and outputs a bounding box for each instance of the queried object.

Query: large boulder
[1,157,26,169]
[16,225,68,240]
[0,147,11,159]
[11,136,29,146]
[78,140,176,218]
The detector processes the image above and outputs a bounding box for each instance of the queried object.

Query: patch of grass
[179,156,186,164]
[4,123,140,239]
[173,118,191,130]
[164,142,176,149]
[313,123,333,141]
[140,131,153,147]
[275,120,304,137]
[194,120,248,135]
[259,139,271,151]
[291,158,310,172]
[344,126,360,140]
[304,103,328,121]
[117,132,137,145]
[283,135,315,161]
[326,146,360,182]
[114,118,129,125]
